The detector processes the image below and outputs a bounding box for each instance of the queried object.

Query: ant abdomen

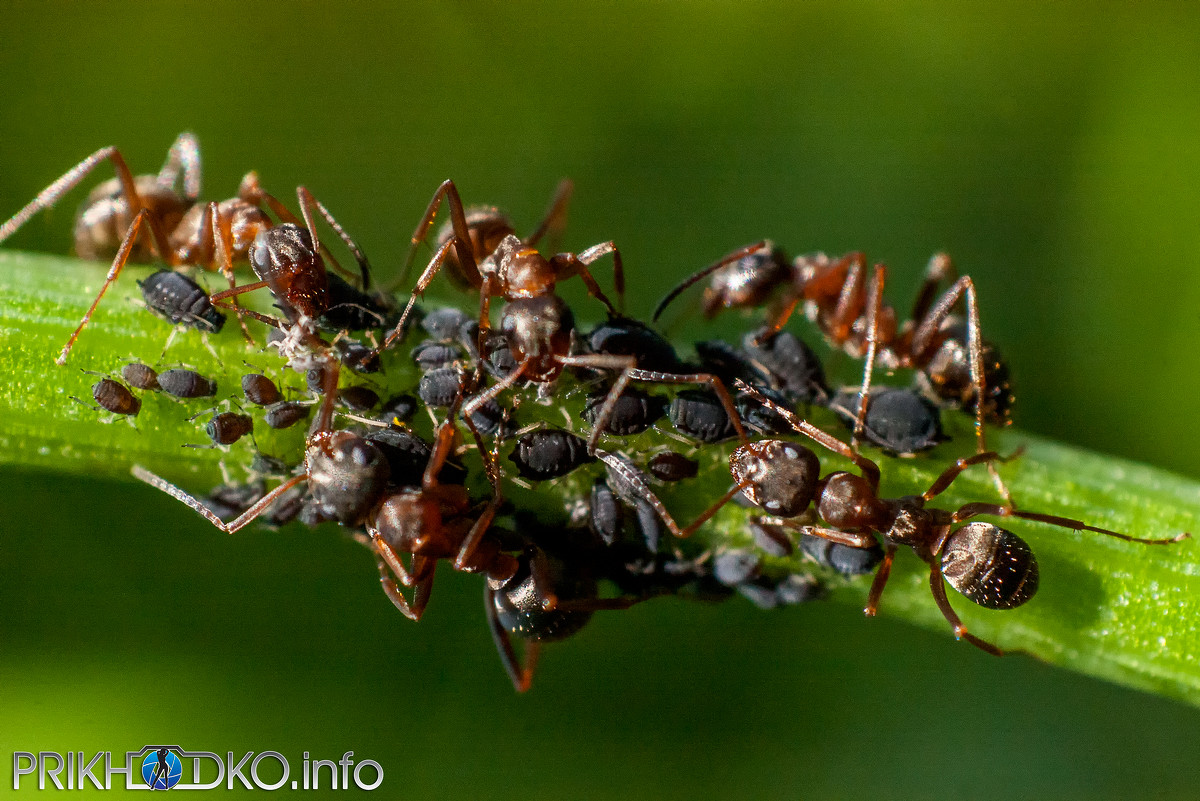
[489,551,597,642]
[940,522,1039,610]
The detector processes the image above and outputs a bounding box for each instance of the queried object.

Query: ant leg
[453,417,505,571]
[57,208,153,365]
[237,171,301,224]
[569,355,750,453]
[675,481,754,539]
[734,381,883,491]
[525,178,574,253]
[950,502,1190,545]
[910,275,1011,502]
[375,560,420,621]
[594,449,685,537]
[851,263,886,450]
[0,146,171,259]
[828,253,868,345]
[486,584,541,693]
[296,186,373,287]
[909,252,956,326]
[131,466,306,535]
[461,358,531,421]
[652,241,769,323]
[379,237,460,354]
[787,523,878,550]
[864,544,897,616]
[929,564,1003,656]
[156,132,202,200]
[394,179,479,291]
[207,202,255,344]
[558,240,623,313]
[921,450,1020,503]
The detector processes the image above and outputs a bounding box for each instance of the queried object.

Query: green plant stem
[2,251,1199,706]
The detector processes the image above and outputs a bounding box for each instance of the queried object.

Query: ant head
[306,430,391,525]
[921,326,1013,427]
[500,294,574,366]
[701,241,790,317]
[941,521,1038,609]
[730,439,820,517]
[250,223,329,318]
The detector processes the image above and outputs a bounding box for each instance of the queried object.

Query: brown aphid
[264,401,312,430]
[205,411,254,446]
[121,362,160,391]
[158,368,216,399]
[647,451,699,482]
[241,373,283,406]
[73,378,140,416]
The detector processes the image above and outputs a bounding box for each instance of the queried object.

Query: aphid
[202,479,266,520]
[799,532,884,577]
[595,450,673,551]
[0,133,370,363]
[263,401,311,429]
[419,307,473,341]
[377,394,419,425]
[714,383,1190,653]
[656,247,1013,493]
[713,549,761,587]
[157,368,216,399]
[588,480,623,546]
[366,427,468,487]
[467,396,507,437]
[583,387,665,436]
[735,385,794,435]
[338,385,380,412]
[411,340,464,370]
[335,338,381,374]
[647,451,699,482]
[202,411,254,446]
[747,519,794,557]
[829,387,945,457]
[319,272,395,332]
[305,363,333,394]
[73,377,140,416]
[418,367,463,409]
[586,317,681,373]
[137,270,226,334]
[241,373,283,406]
[121,362,160,391]
[740,328,828,405]
[509,429,595,481]
[669,389,737,443]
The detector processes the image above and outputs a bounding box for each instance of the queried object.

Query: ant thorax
[490,234,556,298]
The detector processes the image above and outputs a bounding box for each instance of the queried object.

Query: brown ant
[704,382,1188,654]
[654,245,1013,497]
[0,133,370,363]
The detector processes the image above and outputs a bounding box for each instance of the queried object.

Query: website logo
[141,747,182,790]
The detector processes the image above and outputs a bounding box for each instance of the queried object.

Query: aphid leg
[929,564,1003,656]
[652,241,769,323]
[949,502,1190,545]
[0,145,170,257]
[486,584,541,693]
[524,178,574,254]
[735,381,882,491]
[57,208,153,365]
[851,263,887,450]
[156,132,202,200]
[131,466,306,535]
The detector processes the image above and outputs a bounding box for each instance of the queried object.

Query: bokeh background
[3,2,1200,798]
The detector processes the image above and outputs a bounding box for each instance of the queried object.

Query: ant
[0,133,371,363]
[655,245,1013,498]
[714,382,1189,654]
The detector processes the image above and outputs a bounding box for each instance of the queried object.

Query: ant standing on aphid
[0,133,374,364]
[655,244,1014,498]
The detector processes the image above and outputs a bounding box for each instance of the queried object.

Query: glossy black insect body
[509,429,594,480]
[158,368,216,399]
[378,394,419,425]
[587,317,680,372]
[418,367,462,409]
[338,385,380,412]
[800,533,884,576]
[319,272,395,332]
[741,328,828,404]
[138,270,226,333]
[121,363,160,391]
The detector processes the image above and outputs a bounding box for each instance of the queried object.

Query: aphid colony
[4,135,1187,692]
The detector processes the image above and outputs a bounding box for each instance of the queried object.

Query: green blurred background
[3,2,1200,797]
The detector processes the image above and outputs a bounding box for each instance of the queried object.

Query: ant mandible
[654,244,1013,498]
[722,382,1189,654]
[0,133,371,363]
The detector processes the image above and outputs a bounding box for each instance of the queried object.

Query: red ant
[691,382,1187,654]
[654,244,1013,498]
[0,133,370,363]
